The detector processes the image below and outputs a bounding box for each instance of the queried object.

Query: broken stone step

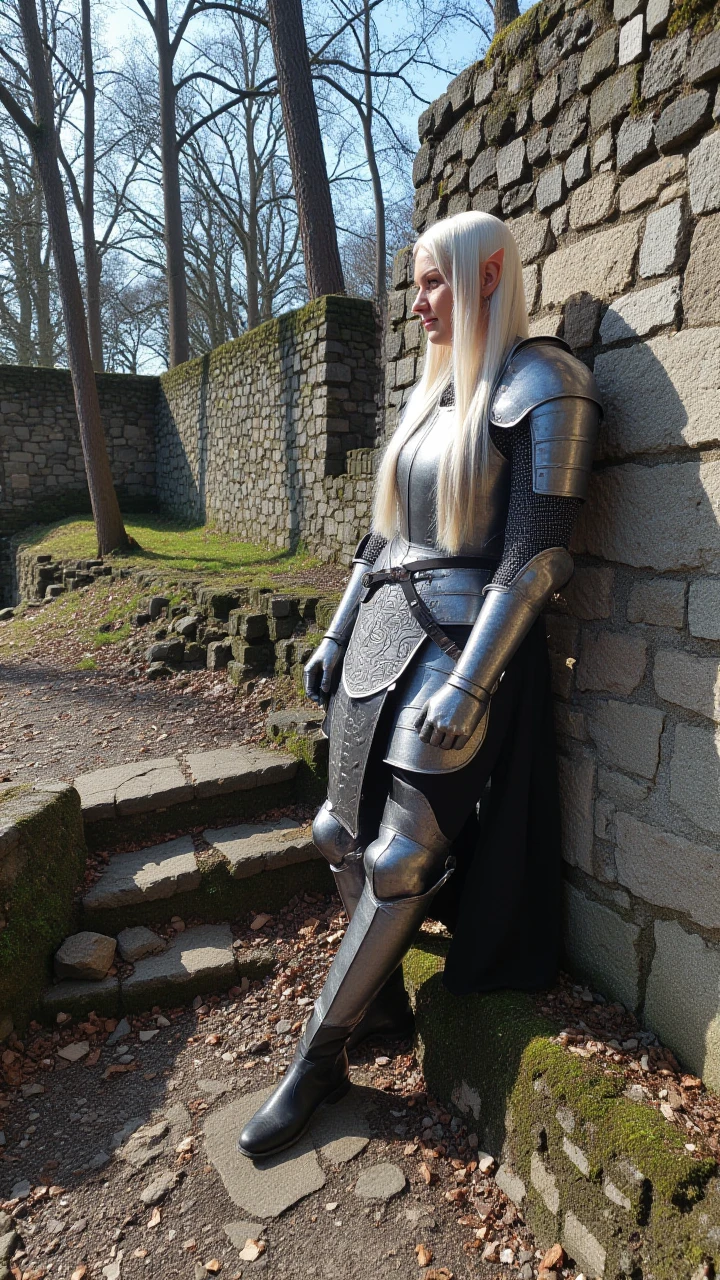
[82,836,201,912]
[41,925,274,1020]
[205,818,319,880]
[75,746,299,845]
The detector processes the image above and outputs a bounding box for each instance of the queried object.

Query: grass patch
[18,514,322,587]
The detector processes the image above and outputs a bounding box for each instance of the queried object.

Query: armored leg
[312,800,415,1046]
[238,779,452,1158]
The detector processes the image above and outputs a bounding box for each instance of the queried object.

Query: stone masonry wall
[386,1,720,1089]
[0,366,158,603]
[155,295,381,563]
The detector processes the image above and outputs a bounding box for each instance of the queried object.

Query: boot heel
[325,1078,351,1106]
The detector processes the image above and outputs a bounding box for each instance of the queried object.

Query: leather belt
[360,557,499,663]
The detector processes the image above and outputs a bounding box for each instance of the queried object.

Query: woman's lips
[422,316,437,328]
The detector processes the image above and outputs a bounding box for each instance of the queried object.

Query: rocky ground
[0,901,554,1280]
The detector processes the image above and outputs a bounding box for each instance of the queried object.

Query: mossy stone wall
[389,0,720,1089]
[0,782,86,1030]
[405,939,720,1278]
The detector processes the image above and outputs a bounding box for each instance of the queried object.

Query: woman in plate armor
[239,210,602,1159]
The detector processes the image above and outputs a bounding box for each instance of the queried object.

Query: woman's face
[411,247,454,347]
[411,243,506,348]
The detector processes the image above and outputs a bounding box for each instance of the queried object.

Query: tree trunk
[265,0,345,298]
[361,0,386,311]
[16,0,129,553]
[244,102,260,329]
[156,0,190,366]
[495,0,519,32]
[81,0,104,371]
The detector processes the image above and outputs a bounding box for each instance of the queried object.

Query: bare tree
[0,122,61,364]
[495,0,520,31]
[266,0,345,298]
[0,0,129,553]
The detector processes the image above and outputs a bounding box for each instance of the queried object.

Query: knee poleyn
[312,802,362,870]
[364,829,449,900]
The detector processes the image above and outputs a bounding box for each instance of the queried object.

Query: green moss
[403,938,720,1277]
[75,657,97,671]
[668,0,720,33]
[485,3,540,67]
[0,786,86,1027]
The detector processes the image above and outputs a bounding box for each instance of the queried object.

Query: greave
[330,851,366,920]
[302,859,453,1059]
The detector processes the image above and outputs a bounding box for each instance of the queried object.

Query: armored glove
[304,637,344,705]
[414,684,488,751]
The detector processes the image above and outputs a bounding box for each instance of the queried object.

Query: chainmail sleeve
[358,532,388,565]
[488,419,581,588]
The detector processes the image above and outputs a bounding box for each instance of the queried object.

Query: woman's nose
[411,292,425,313]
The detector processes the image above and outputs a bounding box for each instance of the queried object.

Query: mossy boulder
[0,783,86,1028]
[403,938,720,1278]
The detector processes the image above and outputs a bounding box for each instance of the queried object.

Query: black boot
[237,1037,350,1159]
[347,967,414,1047]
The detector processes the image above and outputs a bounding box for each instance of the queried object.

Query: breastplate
[395,407,510,559]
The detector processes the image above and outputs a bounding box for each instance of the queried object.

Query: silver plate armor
[490,337,602,499]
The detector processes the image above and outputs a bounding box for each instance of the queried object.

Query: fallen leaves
[541,1244,566,1270]
[415,1243,433,1267]
[205,1261,222,1274]
[250,914,272,932]
[238,1239,265,1262]
[147,1207,162,1228]
[70,1268,87,1280]
[425,1270,453,1280]
[418,1162,434,1185]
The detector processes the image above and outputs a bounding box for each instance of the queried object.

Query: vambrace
[445,546,574,702]
[323,533,384,645]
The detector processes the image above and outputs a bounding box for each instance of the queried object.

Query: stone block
[615,812,720,928]
[122,924,238,1006]
[41,976,120,1019]
[639,199,687,278]
[550,205,568,238]
[592,329,720,458]
[471,188,500,215]
[74,757,193,822]
[550,97,588,160]
[496,138,528,189]
[555,705,587,740]
[642,31,690,99]
[689,29,720,83]
[614,0,643,16]
[522,265,540,312]
[412,143,432,187]
[644,919,720,1089]
[563,882,641,1010]
[587,700,664,779]
[501,184,533,217]
[506,212,552,265]
[564,291,600,348]
[205,818,318,878]
[580,458,720,574]
[579,28,619,91]
[529,314,564,338]
[619,154,684,211]
[527,127,550,165]
[542,220,641,307]
[576,630,647,695]
[670,723,720,834]
[558,753,596,874]
[569,172,616,230]
[688,131,720,215]
[689,577,720,639]
[590,67,636,133]
[646,0,671,36]
[536,164,565,212]
[495,1163,526,1205]
[564,143,590,191]
[117,926,166,963]
[684,213,720,328]
[562,565,614,619]
[474,66,495,106]
[530,1152,559,1215]
[598,766,650,803]
[533,74,559,123]
[654,648,720,722]
[186,745,297,799]
[616,115,655,175]
[627,577,686,628]
[54,932,116,981]
[619,13,645,64]
[82,836,201,911]
[599,277,680,343]
[593,131,614,169]
[562,1211,607,1279]
[656,90,712,152]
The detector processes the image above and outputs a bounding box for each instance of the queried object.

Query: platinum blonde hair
[373,211,529,553]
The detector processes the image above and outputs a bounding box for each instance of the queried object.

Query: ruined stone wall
[0,366,158,603]
[156,295,381,562]
[386,1,720,1088]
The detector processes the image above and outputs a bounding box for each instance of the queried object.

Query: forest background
[0,0,517,379]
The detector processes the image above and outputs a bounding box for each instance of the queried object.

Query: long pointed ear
[481,248,505,298]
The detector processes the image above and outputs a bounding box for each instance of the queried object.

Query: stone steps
[42,924,275,1020]
[81,818,323,933]
[74,744,303,848]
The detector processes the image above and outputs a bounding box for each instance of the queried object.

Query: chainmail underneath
[361,531,388,565]
[489,419,580,587]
